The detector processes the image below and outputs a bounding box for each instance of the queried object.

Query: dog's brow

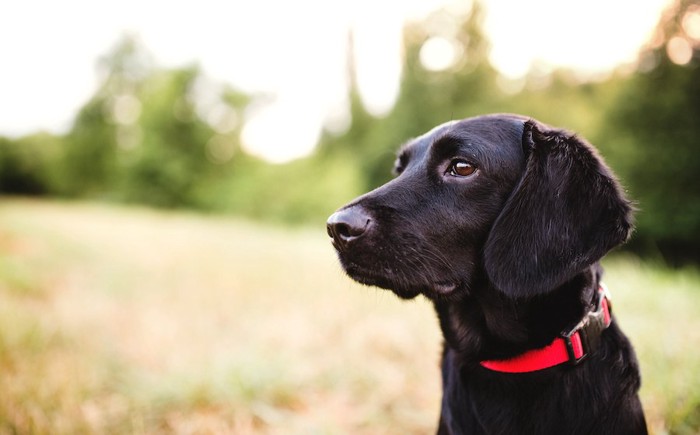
[396,141,416,162]
[433,133,462,147]
[393,141,418,175]
[431,133,464,157]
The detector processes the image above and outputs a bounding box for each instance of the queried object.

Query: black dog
[327,114,647,434]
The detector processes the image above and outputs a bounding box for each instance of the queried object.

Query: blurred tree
[603,0,700,263]
[117,66,214,207]
[54,34,253,209]
[502,69,623,140]
[319,3,501,190]
[186,84,254,210]
[390,3,497,129]
[0,133,61,195]
[315,30,384,191]
[59,35,152,197]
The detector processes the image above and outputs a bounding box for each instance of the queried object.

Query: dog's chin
[343,269,420,299]
[340,261,461,300]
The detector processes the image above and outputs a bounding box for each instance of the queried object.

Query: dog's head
[327,114,633,300]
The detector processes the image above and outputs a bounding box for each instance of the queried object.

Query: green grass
[0,199,698,434]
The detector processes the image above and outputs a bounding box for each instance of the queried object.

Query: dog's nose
[326,207,372,248]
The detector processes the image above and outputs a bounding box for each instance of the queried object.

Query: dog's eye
[448,160,477,177]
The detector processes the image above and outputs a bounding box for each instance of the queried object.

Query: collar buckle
[561,286,612,366]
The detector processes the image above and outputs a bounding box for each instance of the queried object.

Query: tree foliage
[602,0,700,263]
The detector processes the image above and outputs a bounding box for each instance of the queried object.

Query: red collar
[480,285,612,374]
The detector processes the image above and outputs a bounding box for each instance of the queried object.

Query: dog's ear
[483,120,634,298]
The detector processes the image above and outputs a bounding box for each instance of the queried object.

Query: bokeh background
[1,0,699,433]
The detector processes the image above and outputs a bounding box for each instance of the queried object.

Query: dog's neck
[434,265,601,366]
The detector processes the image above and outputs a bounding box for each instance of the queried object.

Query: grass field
[1,199,699,434]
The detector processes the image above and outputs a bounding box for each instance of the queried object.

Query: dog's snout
[326,207,372,249]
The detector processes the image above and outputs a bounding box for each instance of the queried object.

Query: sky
[0,0,673,162]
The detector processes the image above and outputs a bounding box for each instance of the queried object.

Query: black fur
[327,114,647,434]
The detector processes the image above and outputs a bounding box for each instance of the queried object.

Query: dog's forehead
[442,115,527,142]
[402,115,526,157]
